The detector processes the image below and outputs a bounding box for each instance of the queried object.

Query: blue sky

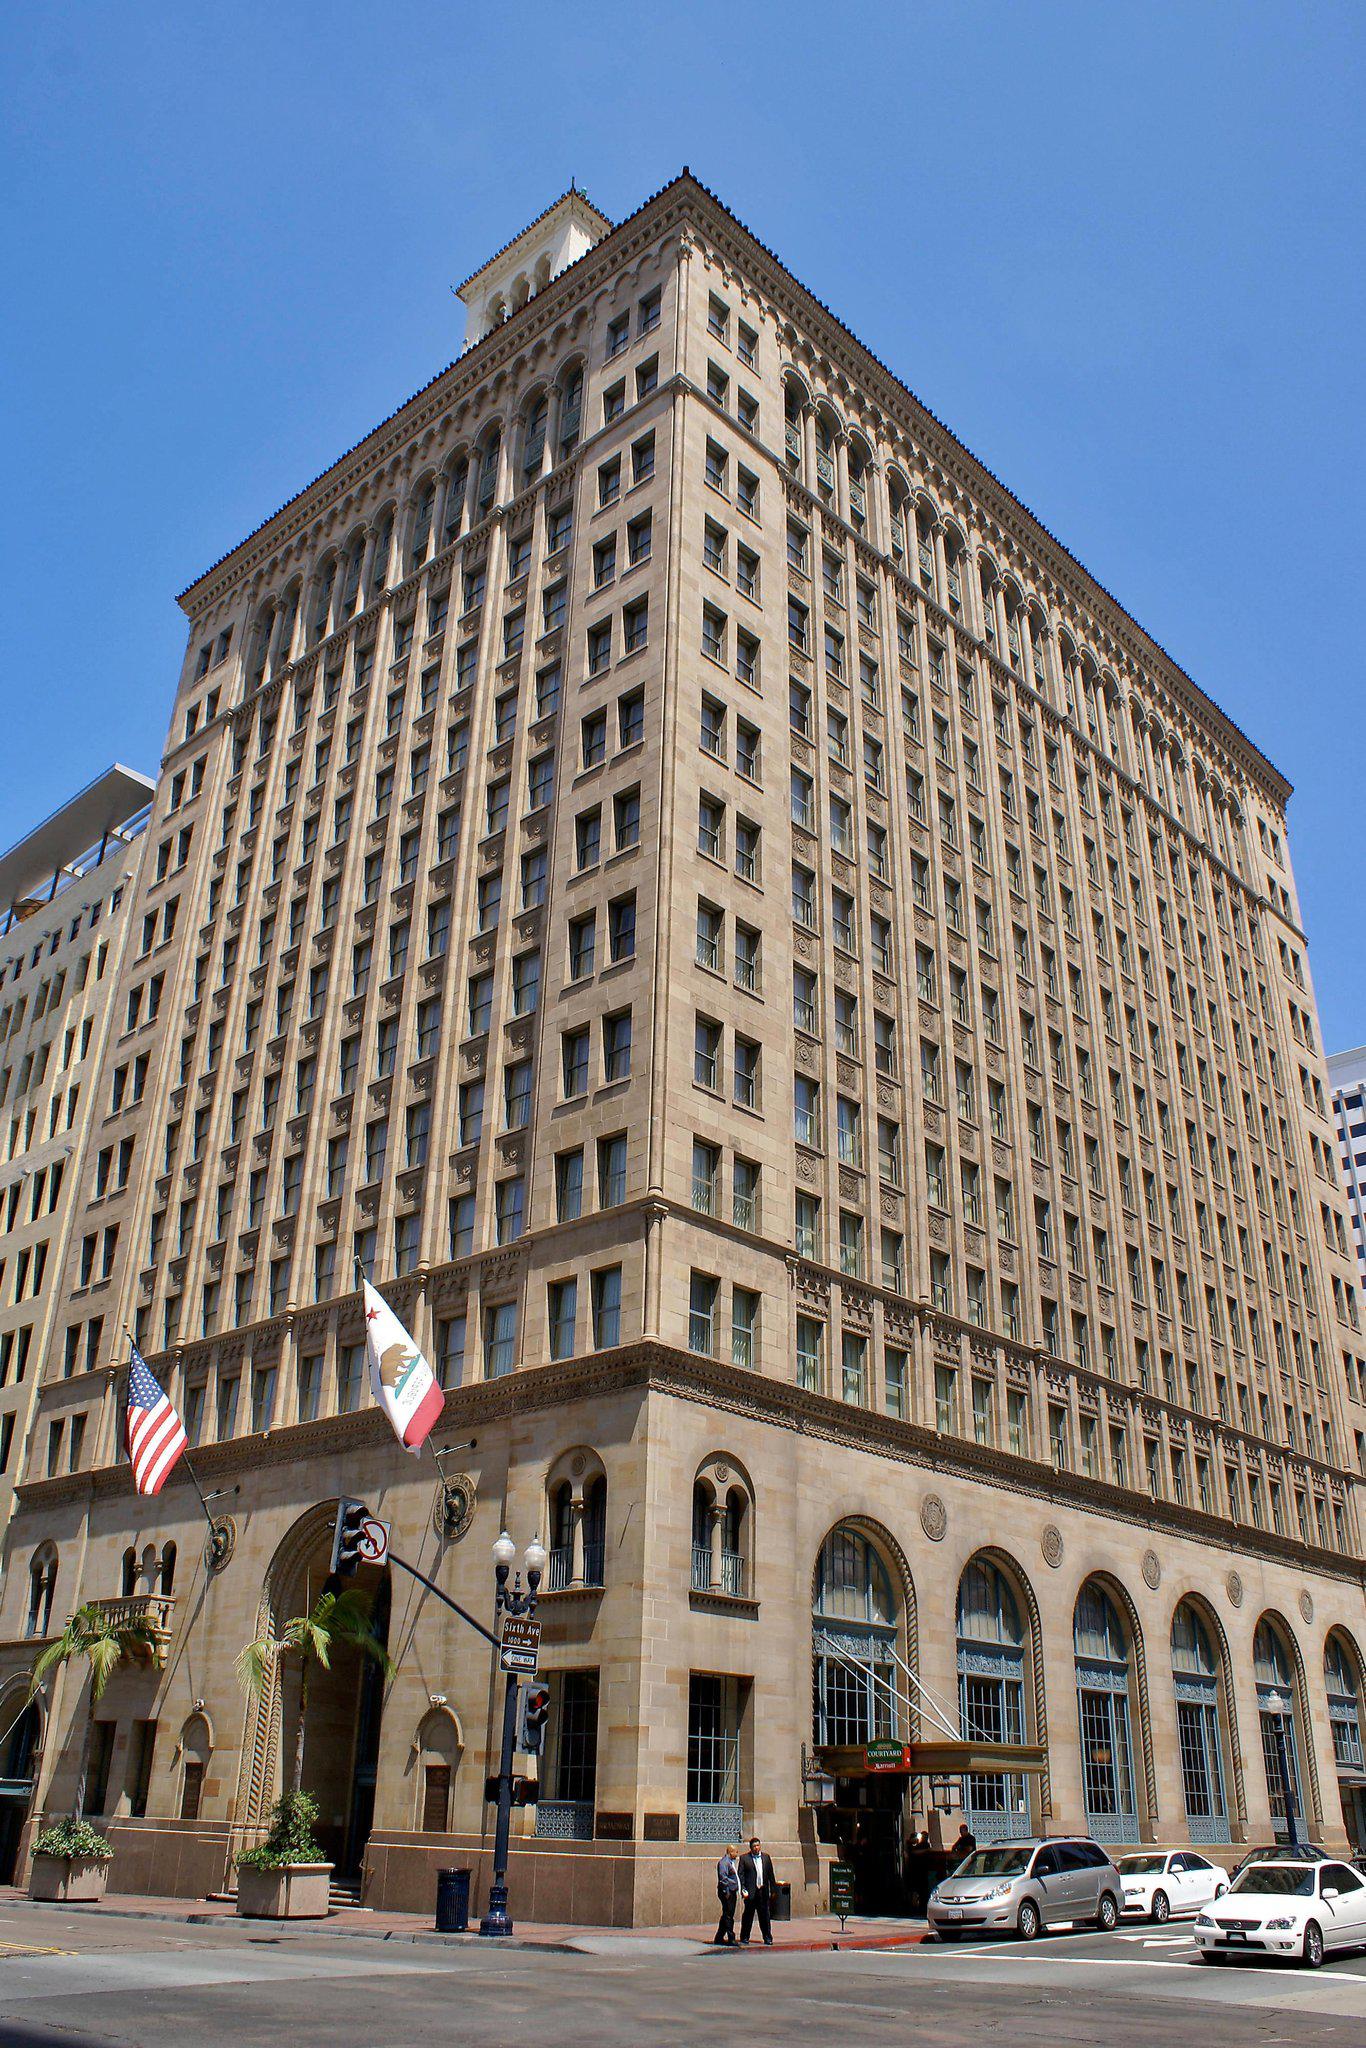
[3,3,1363,1041]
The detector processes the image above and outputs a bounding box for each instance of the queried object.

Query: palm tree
[237,1586,393,1801]
[29,1603,163,1822]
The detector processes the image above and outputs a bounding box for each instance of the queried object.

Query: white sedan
[1115,1850,1227,1921]
[1195,1858,1366,1968]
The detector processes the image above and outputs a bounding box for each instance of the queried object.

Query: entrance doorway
[0,1700,40,1886]
[288,1565,391,1880]
[816,1774,908,1915]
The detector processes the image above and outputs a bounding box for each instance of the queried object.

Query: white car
[1195,1857,1366,1968]
[1115,1850,1227,1922]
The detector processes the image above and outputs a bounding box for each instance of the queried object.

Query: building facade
[2,175,1364,1922]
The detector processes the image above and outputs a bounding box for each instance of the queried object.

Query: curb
[0,1894,930,1954]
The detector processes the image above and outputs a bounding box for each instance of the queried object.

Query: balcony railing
[88,1594,176,1658]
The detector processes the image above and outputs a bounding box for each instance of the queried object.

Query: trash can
[772,1881,792,1922]
[435,1866,472,1933]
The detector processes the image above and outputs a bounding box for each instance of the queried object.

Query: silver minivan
[928,1837,1123,1940]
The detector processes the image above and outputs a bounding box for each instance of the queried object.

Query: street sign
[357,1514,391,1567]
[499,1613,541,1673]
[830,1861,855,1927]
[864,1740,912,1773]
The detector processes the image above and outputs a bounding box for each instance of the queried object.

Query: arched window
[812,1525,899,1746]
[474,428,501,518]
[548,1480,573,1589]
[1254,1617,1305,1839]
[1326,1633,1366,1852]
[847,435,871,536]
[978,557,999,649]
[914,505,937,600]
[1073,1581,1137,1843]
[942,528,965,622]
[441,459,469,548]
[814,409,838,506]
[783,377,807,479]
[545,1453,607,1591]
[275,583,300,668]
[121,1545,138,1597]
[339,533,365,617]
[690,1458,752,1598]
[308,558,336,646]
[369,510,395,599]
[407,481,435,574]
[1,1697,40,1785]
[245,604,273,691]
[957,1558,1030,1839]
[521,395,549,486]
[25,1547,57,1639]
[557,366,583,462]
[887,472,910,566]
[582,1475,606,1587]
[1326,1634,1364,1769]
[160,1541,177,1596]
[1171,1601,1230,1842]
[1027,609,1050,695]
[1003,585,1024,671]
[179,1711,211,1821]
[415,1707,462,1833]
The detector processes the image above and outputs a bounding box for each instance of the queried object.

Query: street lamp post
[1264,1690,1302,1848]
[478,1530,546,1938]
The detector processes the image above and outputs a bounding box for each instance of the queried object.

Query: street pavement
[0,1901,1364,2045]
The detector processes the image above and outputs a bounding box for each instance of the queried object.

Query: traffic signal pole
[483,1670,520,1938]
[384,1547,522,1933]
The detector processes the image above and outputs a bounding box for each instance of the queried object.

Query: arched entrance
[242,1505,392,1886]
[811,1522,910,1915]
[0,1692,42,1885]
[1325,1631,1366,1854]
[1253,1616,1306,1840]
[957,1556,1034,1841]
[1073,1580,1139,1847]
[1170,1600,1232,1845]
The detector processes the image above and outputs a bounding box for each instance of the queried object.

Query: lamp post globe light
[479,1531,544,1938]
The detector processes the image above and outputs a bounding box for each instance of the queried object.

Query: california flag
[363,1279,444,1453]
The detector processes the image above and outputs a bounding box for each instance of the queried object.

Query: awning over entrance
[817,1739,1048,1779]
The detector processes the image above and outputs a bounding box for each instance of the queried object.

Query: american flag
[125,1344,187,1495]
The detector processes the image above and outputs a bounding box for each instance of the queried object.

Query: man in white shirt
[738,1834,777,1944]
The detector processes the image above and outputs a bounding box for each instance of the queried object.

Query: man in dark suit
[738,1835,777,1945]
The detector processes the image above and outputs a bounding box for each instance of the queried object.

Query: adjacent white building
[1330,1046,1366,1296]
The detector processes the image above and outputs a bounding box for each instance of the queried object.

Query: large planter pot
[235,1862,333,1919]
[28,1854,110,1904]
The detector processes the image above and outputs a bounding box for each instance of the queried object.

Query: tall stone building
[0,773,153,1524]
[2,174,1364,1920]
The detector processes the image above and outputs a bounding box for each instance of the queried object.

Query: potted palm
[235,1585,392,1918]
[26,1601,163,1902]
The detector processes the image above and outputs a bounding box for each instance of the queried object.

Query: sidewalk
[0,1886,930,1954]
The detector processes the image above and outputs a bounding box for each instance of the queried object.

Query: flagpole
[123,1326,230,1561]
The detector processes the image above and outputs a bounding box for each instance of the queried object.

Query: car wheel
[1017,1898,1041,1942]
[1096,1891,1119,1932]
[1151,1890,1170,1925]
[1302,1920,1324,1970]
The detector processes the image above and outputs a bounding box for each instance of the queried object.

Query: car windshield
[953,1848,1030,1879]
[1231,1865,1314,1897]
[1117,1855,1165,1875]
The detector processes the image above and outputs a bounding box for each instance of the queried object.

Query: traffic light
[517,1682,551,1756]
[330,1497,368,1578]
[484,1774,538,1806]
